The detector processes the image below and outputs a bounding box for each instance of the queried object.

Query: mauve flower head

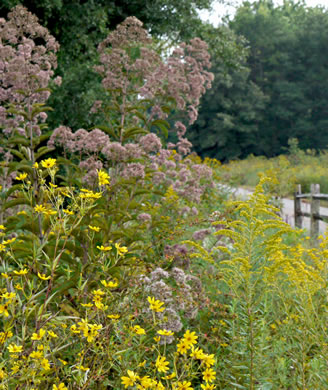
[102,142,127,162]
[137,213,152,223]
[0,6,59,136]
[122,162,145,179]
[125,143,142,159]
[192,229,211,241]
[139,133,162,153]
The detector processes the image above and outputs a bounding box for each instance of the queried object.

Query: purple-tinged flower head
[0,6,59,136]
[137,213,152,223]
[122,162,145,179]
[125,143,142,159]
[139,133,162,153]
[84,128,110,153]
[102,142,127,162]
[192,229,211,241]
[90,100,102,114]
[79,156,103,186]
[191,206,199,215]
[150,267,169,281]
[47,126,74,151]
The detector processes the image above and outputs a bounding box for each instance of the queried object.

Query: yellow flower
[30,350,43,359]
[49,183,57,188]
[53,384,68,390]
[176,381,193,390]
[182,330,198,346]
[147,296,165,312]
[41,158,56,169]
[98,170,110,186]
[58,358,67,365]
[157,329,174,336]
[3,237,16,244]
[121,370,139,388]
[0,244,6,252]
[88,225,100,232]
[34,204,47,213]
[31,328,46,340]
[0,225,5,230]
[132,325,146,335]
[202,353,215,367]
[163,372,176,380]
[190,347,205,360]
[0,330,13,344]
[11,365,20,374]
[17,210,27,216]
[41,358,50,370]
[14,283,22,290]
[177,339,189,354]
[115,243,128,256]
[201,384,216,390]
[38,272,51,281]
[138,360,146,368]
[48,330,58,338]
[16,173,28,181]
[81,303,93,308]
[0,304,9,317]
[78,365,89,371]
[107,314,120,319]
[13,268,28,275]
[8,344,23,353]
[101,279,118,288]
[154,336,161,342]
[202,368,216,383]
[33,162,39,169]
[97,245,112,251]
[63,209,74,215]
[1,273,9,278]
[155,355,169,373]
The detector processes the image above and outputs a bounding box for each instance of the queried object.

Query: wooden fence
[294,184,328,237]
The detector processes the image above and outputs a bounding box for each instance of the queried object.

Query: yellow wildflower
[31,328,46,340]
[48,330,58,338]
[202,368,216,383]
[107,314,120,319]
[98,170,110,185]
[101,279,118,288]
[16,173,28,181]
[13,268,28,275]
[88,225,100,232]
[177,339,189,354]
[53,384,68,390]
[176,381,193,390]
[155,355,169,373]
[97,245,112,251]
[8,344,23,353]
[30,350,43,359]
[182,330,198,347]
[41,358,50,370]
[41,158,56,169]
[132,325,146,335]
[147,296,165,312]
[157,329,174,336]
[121,370,139,388]
[38,272,51,281]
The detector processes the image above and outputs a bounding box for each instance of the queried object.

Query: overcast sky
[199,0,328,25]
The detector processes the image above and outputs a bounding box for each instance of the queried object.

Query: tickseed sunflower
[177,339,189,354]
[37,272,51,281]
[7,344,23,353]
[147,296,165,312]
[98,170,110,185]
[202,368,216,383]
[157,329,174,336]
[41,158,56,169]
[31,328,46,341]
[15,173,28,180]
[121,370,139,388]
[132,325,146,335]
[182,330,198,347]
[201,384,216,390]
[155,355,169,373]
[88,225,100,232]
[13,268,28,276]
[176,381,193,390]
[53,384,68,390]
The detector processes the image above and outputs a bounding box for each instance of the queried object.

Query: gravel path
[228,186,328,235]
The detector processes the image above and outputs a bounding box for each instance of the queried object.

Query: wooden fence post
[310,183,320,238]
[294,184,302,229]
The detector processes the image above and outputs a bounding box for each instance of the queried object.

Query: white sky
[199,0,328,25]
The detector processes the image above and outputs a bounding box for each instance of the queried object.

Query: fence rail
[294,184,328,237]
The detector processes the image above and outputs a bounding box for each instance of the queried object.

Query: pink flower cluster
[0,6,60,137]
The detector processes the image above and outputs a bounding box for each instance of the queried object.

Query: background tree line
[2,0,328,161]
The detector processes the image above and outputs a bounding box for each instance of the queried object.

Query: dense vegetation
[1,2,328,390]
